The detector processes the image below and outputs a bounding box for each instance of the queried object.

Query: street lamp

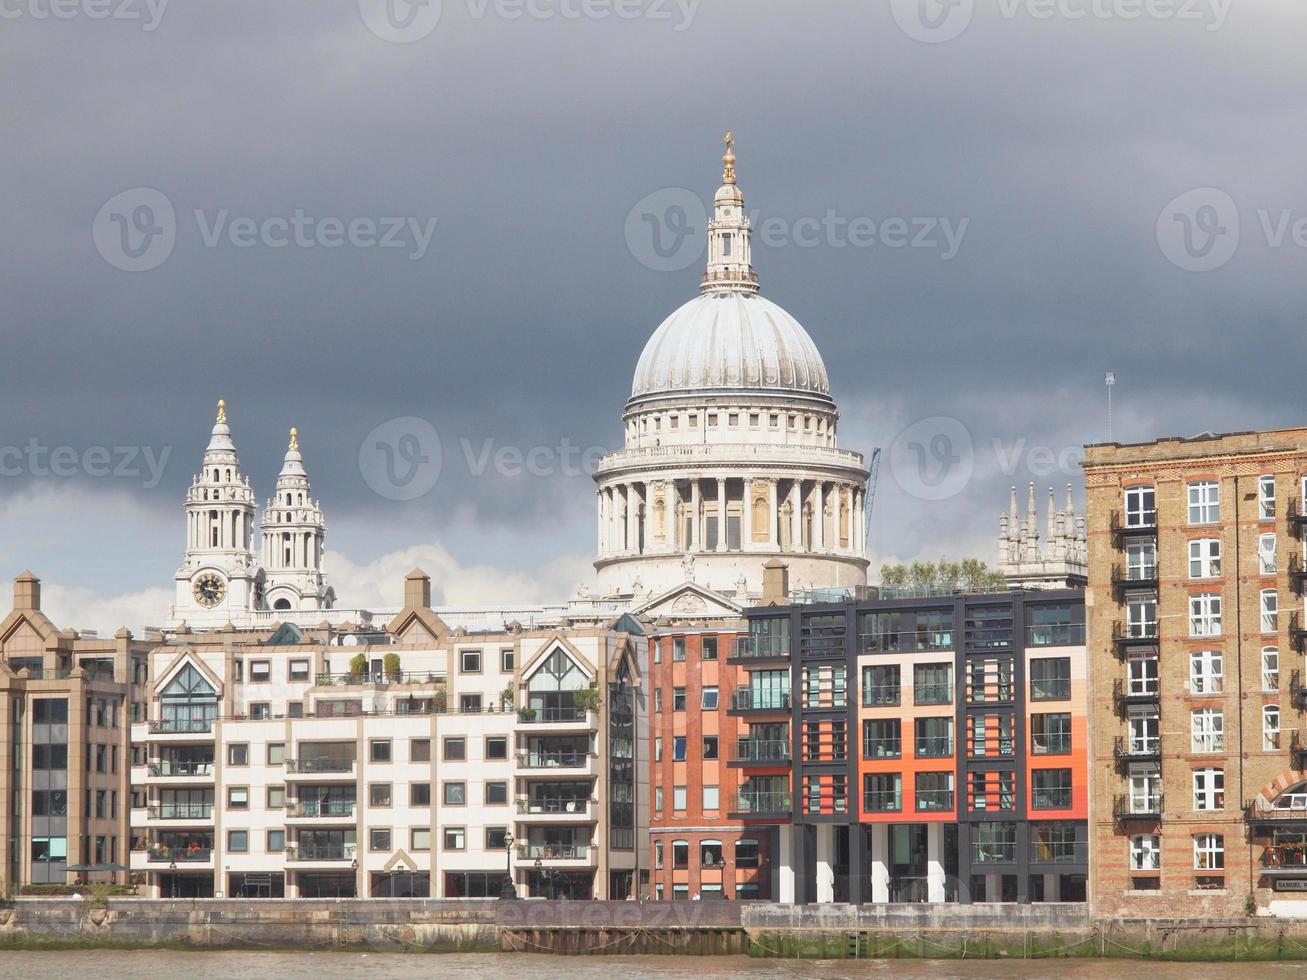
[500,833,517,899]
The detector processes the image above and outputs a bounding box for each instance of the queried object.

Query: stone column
[690,479,701,552]
[777,826,796,903]
[597,490,606,556]
[790,481,802,552]
[716,477,727,553]
[742,478,753,550]
[815,824,835,903]
[768,479,779,548]
[927,823,946,903]
[814,482,825,552]
[667,481,678,553]
[626,484,640,555]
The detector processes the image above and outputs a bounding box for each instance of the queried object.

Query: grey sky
[2,1,1304,629]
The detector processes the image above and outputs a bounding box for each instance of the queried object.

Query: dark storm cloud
[2,0,1305,592]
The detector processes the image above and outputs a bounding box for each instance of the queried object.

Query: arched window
[671,839,689,869]
[160,664,217,733]
[274,598,291,611]
[1272,782,1307,812]
[286,493,292,506]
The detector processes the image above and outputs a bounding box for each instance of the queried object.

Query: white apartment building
[129,570,646,900]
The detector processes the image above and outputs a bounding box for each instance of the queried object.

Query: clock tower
[171,400,265,628]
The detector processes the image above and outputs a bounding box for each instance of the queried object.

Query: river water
[1,952,1304,978]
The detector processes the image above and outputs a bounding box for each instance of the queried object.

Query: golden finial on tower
[722,130,736,185]
[288,427,298,452]
[216,399,227,424]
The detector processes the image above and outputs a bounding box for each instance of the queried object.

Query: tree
[878,558,1008,593]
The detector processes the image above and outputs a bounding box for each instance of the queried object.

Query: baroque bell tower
[260,427,334,613]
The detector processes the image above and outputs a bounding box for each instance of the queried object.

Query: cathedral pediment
[630,582,743,622]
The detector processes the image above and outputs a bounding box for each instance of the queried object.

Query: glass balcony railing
[149,718,215,734]
[863,739,901,760]
[730,690,791,712]
[740,635,790,659]
[733,738,791,763]
[915,789,954,812]
[148,761,214,777]
[1025,624,1086,647]
[518,706,588,723]
[286,800,355,818]
[913,684,953,706]
[516,797,594,815]
[864,790,902,813]
[285,758,355,774]
[148,803,214,820]
[516,751,591,769]
[286,843,356,862]
[517,843,590,860]
[914,736,953,758]
[734,791,791,814]
[146,846,212,863]
[862,687,901,707]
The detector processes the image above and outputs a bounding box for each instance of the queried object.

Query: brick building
[1084,428,1307,916]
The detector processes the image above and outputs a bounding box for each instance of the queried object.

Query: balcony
[285,800,356,822]
[730,791,792,817]
[1293,614,1307,654]
[1291,555,1307,595]
[1113,793,1163,821]
[516,706,591,728]
[313,671,444,687]
[728,634,790,664]
[1113,678,1159,714]
[730,738,792,766]
[1291,672,1307,711]
[1113,622,1158,657]
[1112,565,1158,595]
[146,761,214,781]
[1261,846,1307,875]
[516,843,592,864]
[1289,500,1307,539]
[728,690,791,715]
[1030,841,1089,865]
[915,736,954,759]
[133,847,213,870]
[1113,736,1161,766]
[915,790,955,813]
[146,718,215,739]
[515,797,596,820]
[1111,512,1157,547]
[284,758,355,779]
[863,791,902,814]
[516,751,595,774]
[1245,795,1307,828]
[146,803,214,823]
[285,843,356,863]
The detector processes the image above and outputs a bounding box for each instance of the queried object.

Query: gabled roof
[630,581,744,622]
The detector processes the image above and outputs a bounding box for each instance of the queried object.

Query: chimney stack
[404,568,432,609]
[13,571,40,612]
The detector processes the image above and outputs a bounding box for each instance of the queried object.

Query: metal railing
[862,739,901,760]
[313,671,444,687]
[1031,788,1073,810]
[733,791,791,814]
[516,751,592,769]
[861,687,900,707]
[286,800,355,818]
[285,758,355,774]
[1031,841,1089,864]
[1025,624,1086,647]
[1113,793,1163,819]
[147,803,214,821]
[147,761,214,777]
[736,635,790,659]
[733,738,791,763]
[1113,735,1160,762]
[914,683,953,706]
[146,847,212,863]
[1262,846,1307,870]
[516,797,594,815]
[286,843,356,862]
[915,789,954,812]
[730,690,791,712]
[517,843,590,860]
[517,706,588,723]
[148,718,215,734]
[914,735,953,758]
[863,790,902,813]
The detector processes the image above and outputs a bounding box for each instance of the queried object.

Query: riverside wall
[1,899,1306,959]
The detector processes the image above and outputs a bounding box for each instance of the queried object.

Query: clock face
[193,574,226,608]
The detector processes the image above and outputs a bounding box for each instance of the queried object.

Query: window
[654,786,663,811]
[1261,589,1278,633]
[227,830,248,853]
[227,744,248,766]
[486,827,508,850]
[227,786,248,810]
[1125,486,1156,527]
[700,839,723,867]
[249,661,270,682]
[370,739,392,763]
[501,648,514,672]
[443,782,466,806]
[916,771,954,812]
[1032,769,1072,809]
[1031,713,1072,755]
[702,736,719,760]
[443,827,465,850]
[460,650,481,673]
[673,786,687,811]
[862,664,900,706]
[1127,711,1159,754]
[1131,834,1160,871]
[913,663,952,705]
[1263,647,1280,692]
[459,694,482,713]
[1189,650,1223,694]
[1188,481,1219,524]
[1193,767,1225,810]
[702,636,718,661]
[1126,540,1157,580]
[863,719,901,759]
[1127,594,1158,638]
[410,828,431,851]
[249,702,271,721]
[702,785,720,810]
[370,783,392,807]
[1190,594,1222,637]
[1194,833,1224,870]
[1191,709,1224,753]
[672,638,686,662]
[486,736,508,760]
[701,686,719,710]
[673,687,686,711]
[370,828,392,851]
[1260,475,1277,519]
[654,840,664,868]
[735,838,760,868]
[1189,538,1221,578]
[915,716,953,758]
[1030,658,1071,701]
[411,738,431,763]
[289,660,310,682]
[654,737,662,762]
[485,781,508,805]
[654,690,662,713]
[1265,705,1281,751]
[673,736,686,761]
[266,785,285,809]
[443,737,465,761]
[864,773,902,812]
[267,743,285,766]
[1260,533,1278,574]
[1129,769,1160,813]
[672,840,689,868]
[410,783,431,807]
[267,830,285,853]
[654,641,661,664]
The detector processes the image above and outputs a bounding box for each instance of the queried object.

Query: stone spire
[702,131,759,294]
[261,426,332,613]
[995,481,1087,590]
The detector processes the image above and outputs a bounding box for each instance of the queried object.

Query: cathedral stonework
[593,137,870,600]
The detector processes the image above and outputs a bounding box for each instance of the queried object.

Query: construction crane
[862,447,881,559]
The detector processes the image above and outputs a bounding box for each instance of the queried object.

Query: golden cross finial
[288,426,298,452]
[722,130,736,185]
[216,399,227,424]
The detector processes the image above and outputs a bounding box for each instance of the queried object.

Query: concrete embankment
[1,899,1306,959]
